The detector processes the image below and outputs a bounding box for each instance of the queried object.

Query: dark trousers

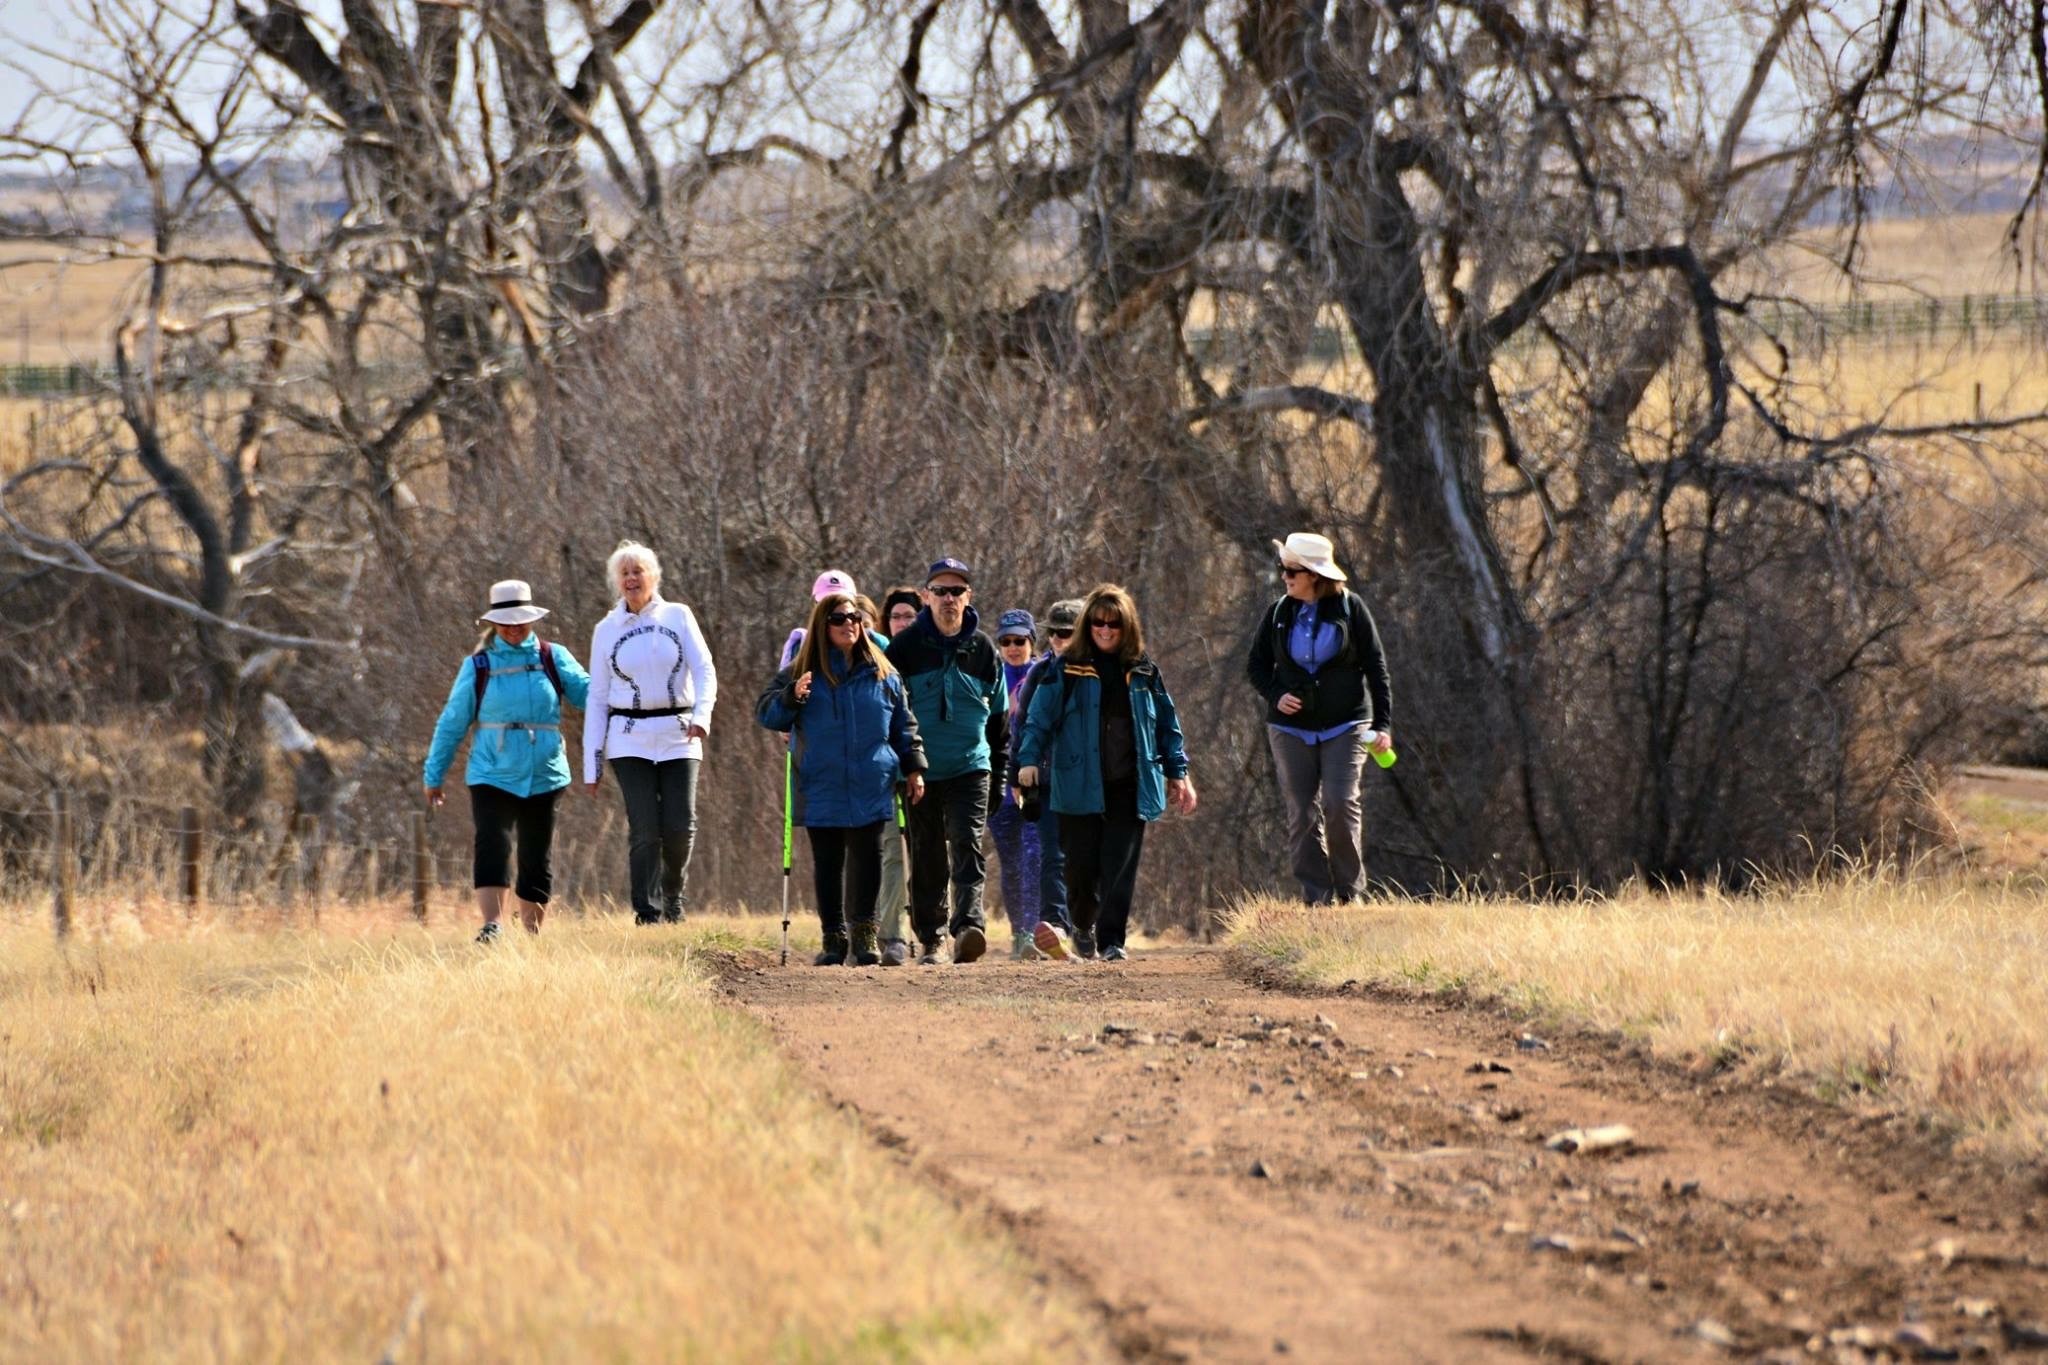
[906,770,990,944]
[1059,780,1146,950]
[469,783,560,904]
[807,822,884,933]
[611,756,700,921]
[1037,801,1069,931]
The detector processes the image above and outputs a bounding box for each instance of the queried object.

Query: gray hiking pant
[1267,724,1370,904]
[877,800,911,943]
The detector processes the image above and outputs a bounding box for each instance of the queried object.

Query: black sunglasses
[1048,626,1074,638]
[997,636,1032,647]
[824,611,864,626]
[928,584,969,598]
[1279,563,1311,577]
[1090,618,1124,630]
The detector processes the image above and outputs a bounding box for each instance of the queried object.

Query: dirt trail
[722,946,2048,1363]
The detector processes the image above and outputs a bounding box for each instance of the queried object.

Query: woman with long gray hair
[583,541,719,924]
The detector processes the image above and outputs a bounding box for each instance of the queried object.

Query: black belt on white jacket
[610,705,692,720]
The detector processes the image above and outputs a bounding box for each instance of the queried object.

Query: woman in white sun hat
[1245,533,1393,904]
[423,579,591,942]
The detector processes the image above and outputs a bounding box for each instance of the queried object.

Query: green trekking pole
[896,788,911,928]
[780,749,794,965]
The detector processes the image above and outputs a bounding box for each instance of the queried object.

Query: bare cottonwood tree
[5,0,2046,890]
[765,0,2048,881]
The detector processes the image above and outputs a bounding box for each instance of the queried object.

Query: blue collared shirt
[1269,603,1366,746]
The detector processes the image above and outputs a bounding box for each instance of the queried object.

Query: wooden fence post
[299,815,323,916]
[51,790,74,941]
[179,805,204,911]
[411,813,430,922]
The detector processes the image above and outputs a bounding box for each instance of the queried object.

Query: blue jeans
[988,799,1042,934]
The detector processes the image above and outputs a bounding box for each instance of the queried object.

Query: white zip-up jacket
[584,595,718,782]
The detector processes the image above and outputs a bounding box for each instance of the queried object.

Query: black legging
[469,783,561,903]
[611,756,700,920]
[807,822,885,934]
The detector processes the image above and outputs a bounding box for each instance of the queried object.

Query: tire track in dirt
[719,946,2048,1363]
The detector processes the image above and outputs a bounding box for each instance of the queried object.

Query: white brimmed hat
[478,579,550,626]
[1272,532,1348,582]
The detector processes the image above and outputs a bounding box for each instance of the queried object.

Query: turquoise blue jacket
[1013,655,1190,821]
[423,635,592,797]
[884,607,1008,781]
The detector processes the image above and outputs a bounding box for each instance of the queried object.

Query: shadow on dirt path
[720,945,2048,1363]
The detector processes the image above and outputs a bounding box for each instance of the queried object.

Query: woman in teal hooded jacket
[1013,584,1196,961]
[423,580,591,942]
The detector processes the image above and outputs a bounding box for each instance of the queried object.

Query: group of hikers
[421,532,1395,962]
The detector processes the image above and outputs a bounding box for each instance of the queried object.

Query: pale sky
[0,1,81,133]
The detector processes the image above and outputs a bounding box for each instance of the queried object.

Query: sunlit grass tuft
[1227,866,2048,1161]
[0,910,1103,1362]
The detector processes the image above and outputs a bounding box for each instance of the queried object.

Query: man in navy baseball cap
[886,555,1005,963]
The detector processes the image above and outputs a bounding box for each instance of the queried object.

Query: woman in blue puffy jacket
[758,592,929,965]
[423,580,592,943]
[1013,584,1196,961]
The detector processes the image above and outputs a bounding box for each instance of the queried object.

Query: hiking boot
[849,922,881,967]
[814,930,849,966]
[952,925,986,963]
[475,921,502,945]
[1033,921,1071,961]
[634,911,661,926]
[879,938,911,967]
[917,940,945,965]
[661,905,684,925]
[1073,933,1097,960]
[1101,945,1129,962]
[1011,932,1046,961]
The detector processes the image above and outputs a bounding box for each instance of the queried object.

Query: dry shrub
[7,271,2043,912]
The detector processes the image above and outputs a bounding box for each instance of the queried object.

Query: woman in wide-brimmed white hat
[1245,533,1394,904]
[422,579,591,942]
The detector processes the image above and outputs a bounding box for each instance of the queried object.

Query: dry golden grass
[1770,213,2042,300]
[0,241,141,364]
[1227,866,2048,1162]
[0,906,1106,1363]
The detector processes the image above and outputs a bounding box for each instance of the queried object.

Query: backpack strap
[470,650,491,723]
[472,642,565,723]
[535,639,565,699]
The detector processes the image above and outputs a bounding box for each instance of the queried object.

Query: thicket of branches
[4,0,2048,910]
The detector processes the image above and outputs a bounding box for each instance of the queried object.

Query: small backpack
[472,641,564,721]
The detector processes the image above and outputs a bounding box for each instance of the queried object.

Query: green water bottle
[1366,729,1397,769]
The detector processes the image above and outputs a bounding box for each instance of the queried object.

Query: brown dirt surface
[1954,765,2048,808]
[720,944,2048,1363]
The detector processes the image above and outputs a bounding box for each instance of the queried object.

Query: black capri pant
[469,783,561,903]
